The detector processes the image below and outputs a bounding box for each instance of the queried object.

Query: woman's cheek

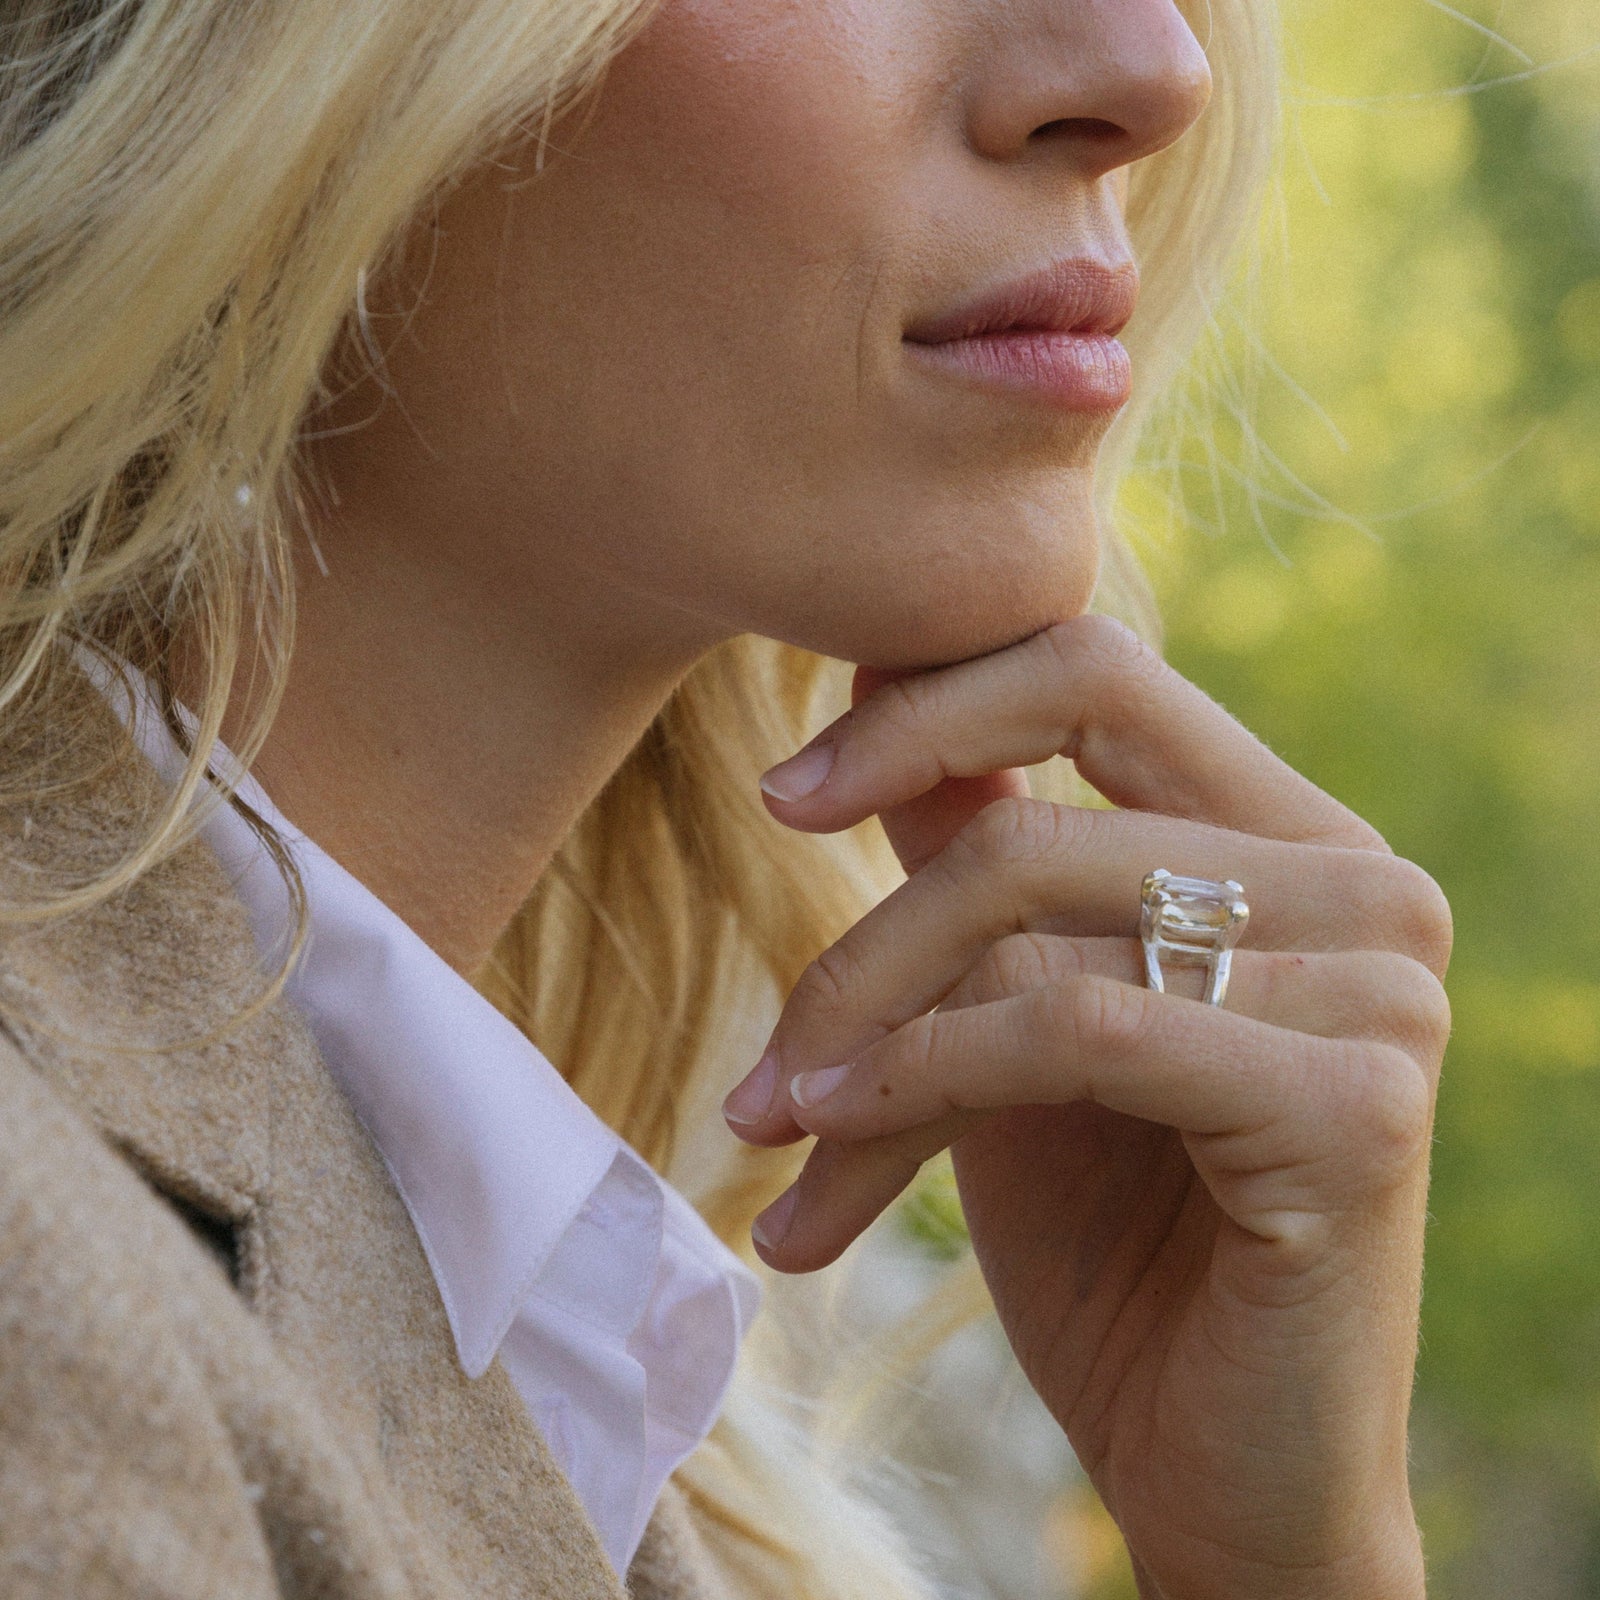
[608,0,917,248]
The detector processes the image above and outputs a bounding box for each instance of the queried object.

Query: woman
[0,1,1449,1597]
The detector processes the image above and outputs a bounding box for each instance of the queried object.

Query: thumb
[851,664,1030,875]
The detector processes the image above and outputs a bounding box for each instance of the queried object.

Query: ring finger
[746,941,1442,1270]
[723,808,1440,1144]
[940,934,1443,1056]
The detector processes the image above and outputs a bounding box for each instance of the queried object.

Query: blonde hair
[0,1,1280,1594]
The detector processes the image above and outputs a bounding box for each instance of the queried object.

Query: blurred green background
[902,2,1600,1595]
[1149,1,1600,1594]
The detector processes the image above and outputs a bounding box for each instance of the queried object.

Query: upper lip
[904,257,1139,345]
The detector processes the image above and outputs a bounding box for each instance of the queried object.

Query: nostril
[1030,115,1124,145]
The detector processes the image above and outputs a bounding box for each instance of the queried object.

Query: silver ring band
[1140,870,1250,1007]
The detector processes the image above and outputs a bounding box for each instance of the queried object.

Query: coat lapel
[0,682,632,1599]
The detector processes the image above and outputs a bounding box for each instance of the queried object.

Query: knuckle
[1044,615,1168,758]
[1378,857,1455,974]
[1354,823,1396,856]
[1049,612,1154,679]
[991,931,1081,996]
[951,933,1077,1011]
[956,794,1070,868]
[1053,972,1151,1060]
[1050,613,1166,700]
[874,674,936,743]
[1372,954,1453,1063]
[791,938,870,1023]
[1317,815,1394,855]
[1337,1041,1435,1183]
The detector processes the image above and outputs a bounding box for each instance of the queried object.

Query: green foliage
[896,1154,971,1261]
[896,6,1600,1590]
[1135,2,1600,1591]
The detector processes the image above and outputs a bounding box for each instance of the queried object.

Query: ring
[1140,870,1250,1007]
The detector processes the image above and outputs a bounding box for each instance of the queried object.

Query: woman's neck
[227,499,724,977]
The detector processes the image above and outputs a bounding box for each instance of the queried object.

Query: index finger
[761,614,1387,857]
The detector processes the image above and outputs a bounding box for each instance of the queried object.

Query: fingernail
[790,1064,852,1108]
[752,1185,799,1251]
[722,1048,779,1126]
[760,743,836,803]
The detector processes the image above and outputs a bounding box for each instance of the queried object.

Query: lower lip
[903,330,1132,412]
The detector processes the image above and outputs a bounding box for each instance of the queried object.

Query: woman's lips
[903,257,1138,413]
[903,329,1132,411]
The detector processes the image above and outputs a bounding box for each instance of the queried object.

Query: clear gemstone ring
[1139,870,1250,1008]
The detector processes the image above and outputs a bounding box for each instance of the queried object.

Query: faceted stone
[1141,871,1248,954]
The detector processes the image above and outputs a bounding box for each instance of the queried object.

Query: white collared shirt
[99,662,761,1577]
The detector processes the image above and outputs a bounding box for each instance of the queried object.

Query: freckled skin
[315,0,1211,674]
[230,6,1434,1592]
[253,0,1211,976]
[731,614,1445,1600]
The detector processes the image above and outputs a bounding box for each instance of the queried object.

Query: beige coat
[0,691,728,1600]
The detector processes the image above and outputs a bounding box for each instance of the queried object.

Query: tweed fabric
[0,685,720,1599]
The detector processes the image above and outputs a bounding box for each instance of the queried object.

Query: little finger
[947,934,1451,1056]
[783,976,1434,1218]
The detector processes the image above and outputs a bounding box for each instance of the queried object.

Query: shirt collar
[96,656,760,1384]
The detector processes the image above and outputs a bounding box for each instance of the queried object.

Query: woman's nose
[964,0,1213,177]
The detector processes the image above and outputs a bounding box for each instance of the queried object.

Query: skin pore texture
[258,0,1209,975]
[235,3,1448,1597]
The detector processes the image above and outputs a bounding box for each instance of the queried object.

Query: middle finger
[724,800,1430,1141]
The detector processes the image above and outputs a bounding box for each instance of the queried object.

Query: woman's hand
[721,615,1448,1600]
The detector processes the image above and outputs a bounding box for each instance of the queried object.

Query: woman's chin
[872,505,1102,669]
[827,569,1101,674]
[734,487,1103,672]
